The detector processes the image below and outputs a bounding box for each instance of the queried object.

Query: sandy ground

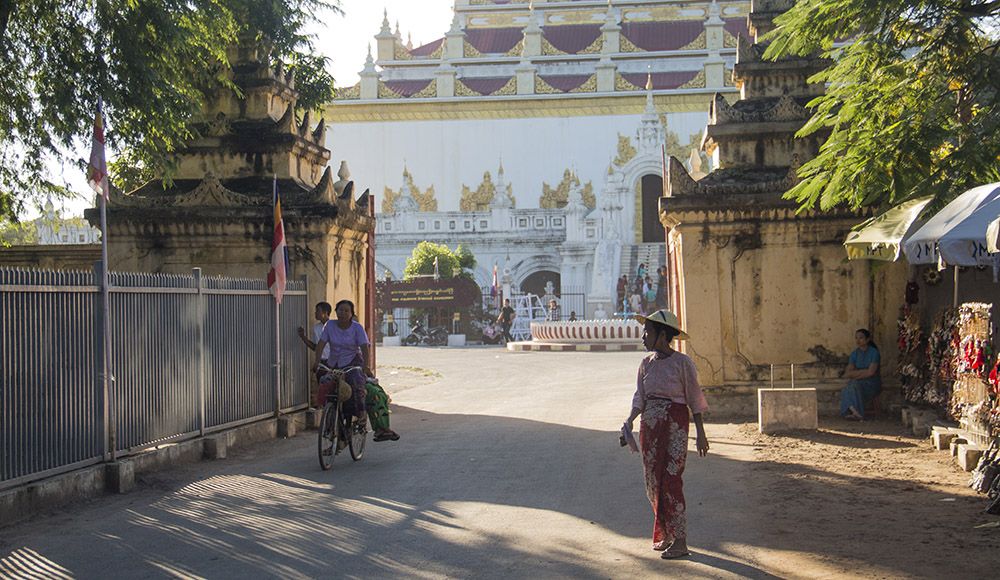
[1,347,998,579]
[733,418,1000,579]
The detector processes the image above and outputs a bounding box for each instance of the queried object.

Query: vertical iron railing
[0,266,309,490]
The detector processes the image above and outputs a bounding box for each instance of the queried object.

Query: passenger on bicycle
[313,299,399,442]
[298,301,333,396]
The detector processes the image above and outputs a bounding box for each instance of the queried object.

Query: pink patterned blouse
[631,351,709,414]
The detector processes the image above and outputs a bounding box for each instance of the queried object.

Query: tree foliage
[766,0,1000,210]
[403,241,474,281]
[0,0,339,219]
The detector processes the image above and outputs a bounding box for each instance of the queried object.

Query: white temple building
[326,0,748,317]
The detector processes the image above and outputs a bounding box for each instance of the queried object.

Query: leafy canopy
[403,241,477,281]
[765,0,1000,210]
[0,0,338,220]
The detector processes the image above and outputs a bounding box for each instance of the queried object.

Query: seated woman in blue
[840,328,881,420]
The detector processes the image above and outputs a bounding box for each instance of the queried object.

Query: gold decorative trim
[464,40,483,58]
[457,77,516,97]
[545,10,606,25]
[534,74,597,95]
[505,39,524,57]
[460,171,515,211]
[621,6,687,23]
[393,42,412,61]
[540,35,602,56]
[620,34,643,53]
[725,68,736,87]
[634,178,642,244]
[325,92,732,122]
[540,169,596,209]
[377,80,437,99]
[614,134,637,167]
[615,72,639,91]
[383,168,438,213]
[336,83,360,100]
[724,31,739,49]
[680,70,706,90]
[680,31,707,51]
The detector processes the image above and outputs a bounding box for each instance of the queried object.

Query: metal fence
[1,266,308,490]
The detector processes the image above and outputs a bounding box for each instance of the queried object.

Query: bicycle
[316,364,368,471]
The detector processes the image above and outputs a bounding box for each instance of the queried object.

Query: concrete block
[382,336,401,347]
[758,388,818,434]
[278,416,297,438]
[901,407,913,426]
[0,465,107,527]
[104,460,135,494]
[912,416,932,438]
[890,404,903,418]
[447,334,466,346]
[204,435,228,460]
[951,437,968,457]
[958,443,985,472]
[931,429,959,451]
[304,409,322,430]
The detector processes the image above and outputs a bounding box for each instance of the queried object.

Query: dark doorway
[520,270,561,299]
[641,174,665,243]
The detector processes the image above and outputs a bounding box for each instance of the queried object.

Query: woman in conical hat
[625,309,709,560]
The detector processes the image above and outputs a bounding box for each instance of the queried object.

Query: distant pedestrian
[637,262,647,281]
[629,292,642,315]
[655,266,667,309]
[617,275,627,309]
[568,311,577,322]
[497,298,516,343]
[547,299,561,321]
[625,309,709,559]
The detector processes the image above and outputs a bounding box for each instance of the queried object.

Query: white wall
[328,111,708,211]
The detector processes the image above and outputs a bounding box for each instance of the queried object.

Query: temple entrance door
[640,174,665,243]
[519,270,561,299]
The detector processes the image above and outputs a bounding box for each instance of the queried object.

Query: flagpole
[91,97,116,462]
[273,175,282,417]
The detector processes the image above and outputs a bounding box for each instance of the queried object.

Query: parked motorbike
[403,321,448,346]
[481,321,504,345]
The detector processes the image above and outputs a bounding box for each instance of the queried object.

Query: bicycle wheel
[348,415,367,461]
[318,402,339,471]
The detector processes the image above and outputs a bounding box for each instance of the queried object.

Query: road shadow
[1,408,994,579]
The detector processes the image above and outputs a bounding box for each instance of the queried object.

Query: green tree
[0,216,38,246]
[0,0,339,219]
[404,241,475,281]
[765,0,1000,210]
[455,244,477,271]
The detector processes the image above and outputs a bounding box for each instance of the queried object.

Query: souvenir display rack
[952,303,997,445]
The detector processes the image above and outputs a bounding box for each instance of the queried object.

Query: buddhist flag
[267,177,288,304]
[87,99,110,199]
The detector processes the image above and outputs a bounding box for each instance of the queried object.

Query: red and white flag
[491,264,498,298]
[267,177,288,304]
[87,99,110,199]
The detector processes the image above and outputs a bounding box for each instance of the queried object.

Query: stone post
[445,12,465,60]
[376,10,396,62]
[515,59,537,95]
[435,62,457,98]
[600,6,621,54]
[704,1,726,89]
[522,9,543,57]
[595,55,617,93]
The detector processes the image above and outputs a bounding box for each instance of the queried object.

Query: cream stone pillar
[359,46,379,100]
[375,10,396,62]
[596,55,617,93]
[435,62,457,98]
[516,59,537,95]
[445,12,465,60]
[600,6,621,54]
[704,0,726,88]
[522,11,542,57]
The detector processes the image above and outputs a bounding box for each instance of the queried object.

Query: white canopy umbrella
[989,215,1000,254]
[903,182,1000,266]
[844,196,932,261]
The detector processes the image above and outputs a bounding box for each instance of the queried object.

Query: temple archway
[640,173,665,243]
[520,270,561,298]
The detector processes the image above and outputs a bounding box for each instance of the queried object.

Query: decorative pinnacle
[380,8,391,34]
[645,71,652,91]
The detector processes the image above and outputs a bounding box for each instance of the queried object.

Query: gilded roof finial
[379,8,391,35]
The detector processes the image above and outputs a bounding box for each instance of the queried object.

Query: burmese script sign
[377,278,481,309]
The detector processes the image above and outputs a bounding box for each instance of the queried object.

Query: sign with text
[377,277,481,309]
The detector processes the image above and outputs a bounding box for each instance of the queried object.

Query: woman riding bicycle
[313,300,399,442]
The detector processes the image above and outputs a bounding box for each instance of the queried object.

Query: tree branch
[0,0,14,44]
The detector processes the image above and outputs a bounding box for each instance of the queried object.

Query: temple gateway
[327,0,750,315]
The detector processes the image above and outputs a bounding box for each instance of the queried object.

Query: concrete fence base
[1,410,309,528]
